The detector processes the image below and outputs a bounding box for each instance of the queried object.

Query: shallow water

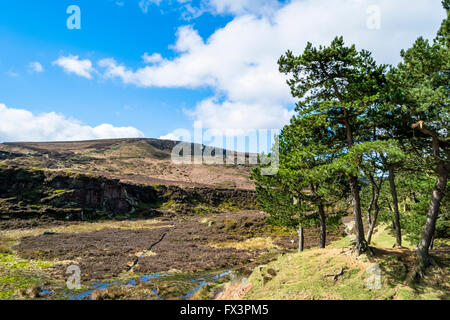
[65,270,232,300]
[185,270,232,300]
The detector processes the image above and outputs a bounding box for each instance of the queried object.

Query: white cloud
[206,0,282,16]
[29,62,44,73]
[0,103,144,142]
[139,0,161,14]
[187,98,294,136]
[53,55,95,79]
[104,0,444,135]
[159,132,180,141]
[140,0,281,18]
[142,52,163,64]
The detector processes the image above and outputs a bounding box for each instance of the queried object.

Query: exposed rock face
[0,151,21,160]
[0,167,257,220]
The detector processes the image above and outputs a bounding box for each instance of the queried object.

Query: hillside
[213,226,449,300]
[0,138,257,190]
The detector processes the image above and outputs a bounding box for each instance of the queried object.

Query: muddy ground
[0,211,344,300]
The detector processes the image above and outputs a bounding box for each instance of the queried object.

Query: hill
[0,138,257,190]
[213,226,449,300]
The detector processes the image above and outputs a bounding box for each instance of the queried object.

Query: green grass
[243,249,391,300]
[0,252,56,271]
[371,224,416,249]
[241,246,448,300]
[0,249,58,300]
[237,226,450,301]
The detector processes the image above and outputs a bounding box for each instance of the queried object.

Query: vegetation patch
[235,244,449,300]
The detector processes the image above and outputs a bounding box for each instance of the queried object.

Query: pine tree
[387,1,449,270]
[278,37,386,254]
[251,115,348,249]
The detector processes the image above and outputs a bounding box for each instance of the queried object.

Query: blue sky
[0,0,230,140]
[0,0,446,151]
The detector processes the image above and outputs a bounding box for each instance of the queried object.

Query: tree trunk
[429,235,434,251]
[343,108,367,254]
[367,181,382,244]
[388,166,402,247]
[412,121,449,271]
[366,201,379,244]
[297,225,304,252]
[350,176,367,254]
[417,163,448,269]
[367,185,375,226]
[318,204,326,248]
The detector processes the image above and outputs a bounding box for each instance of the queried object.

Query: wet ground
[1,211,343,300]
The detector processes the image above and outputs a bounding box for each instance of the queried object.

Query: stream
[64,270,233,300]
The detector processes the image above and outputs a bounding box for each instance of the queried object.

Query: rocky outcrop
[0,151,21,160]
[0,167,257,220]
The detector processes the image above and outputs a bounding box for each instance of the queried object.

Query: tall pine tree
[387,1,449,270]
[278,37,386,254]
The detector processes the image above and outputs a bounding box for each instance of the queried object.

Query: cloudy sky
[0,0,445,150]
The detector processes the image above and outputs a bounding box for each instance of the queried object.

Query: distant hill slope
[0,138,257,190]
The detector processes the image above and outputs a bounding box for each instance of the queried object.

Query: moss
[193,204,214,215]
[0,272,40,300]
[161,200,175,210]
[218,202,240,212]
[0,290,15,299]
[138,201,163,209]
[0,275,29,284]
[267,225,296,237]
[0,252,56,270]
[152,184,164,191]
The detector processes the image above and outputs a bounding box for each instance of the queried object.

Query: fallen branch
[149,232,168,251]
[127,232,168,272]
[325,267,347,281]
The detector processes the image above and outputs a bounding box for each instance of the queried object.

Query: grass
[243,248,385,300]
[327,223,418,250]
[0,252,57,271]
[371,224,417,249]
[1,219,172,240]
[231,224,450,300]
[214,181,237,188]
[240,245,449,300]
[0,251,58,300]
[209,237,279,250]
[218,202,240,212]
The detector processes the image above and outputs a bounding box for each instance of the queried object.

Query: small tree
[251,114,348,249]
